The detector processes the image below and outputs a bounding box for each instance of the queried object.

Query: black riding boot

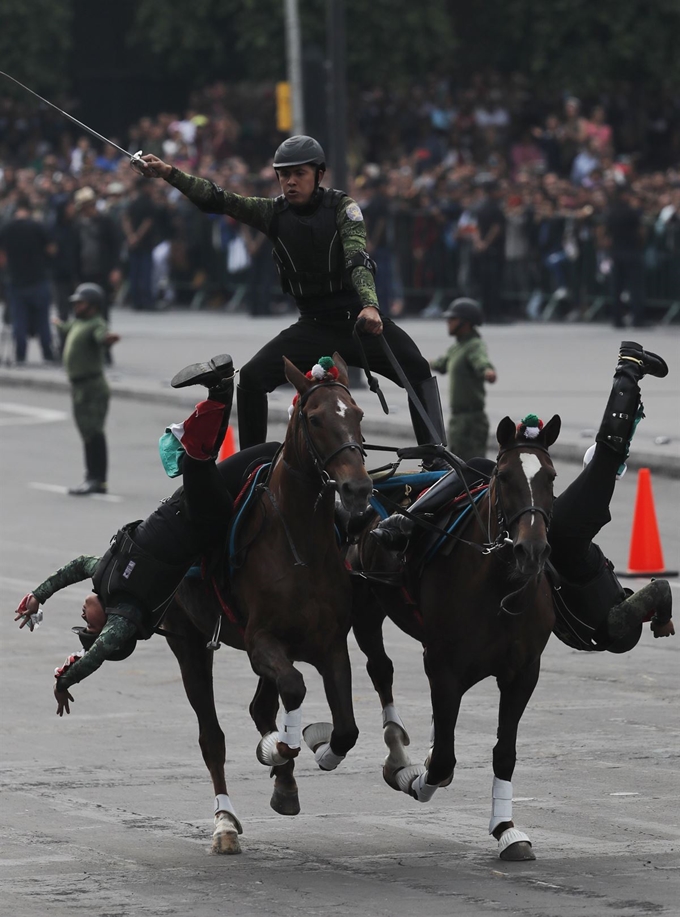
[69,434,107,495]
[171,354,235,457]
[595,341,668,458]
[237,384,269,450]
[408,376,450,471]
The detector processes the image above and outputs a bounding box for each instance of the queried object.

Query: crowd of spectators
[1,72,678,363]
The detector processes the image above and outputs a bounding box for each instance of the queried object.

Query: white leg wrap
[411,772,438,802]
[281,706,302,749]
[314,742,345,771]
[489,777,513,834]
[214,794,243,834]
[382,704,407,734]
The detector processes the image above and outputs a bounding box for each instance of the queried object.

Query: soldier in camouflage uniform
[429,298,497,461]
[139,137,447,457]
[372,341,673,654]
[55,283,120,495]
[14,356,278,716]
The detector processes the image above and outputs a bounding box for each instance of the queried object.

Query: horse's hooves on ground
[498,827,535,861]
[212,827,242,855]
[270,787,301,817]
[500,841,535,861]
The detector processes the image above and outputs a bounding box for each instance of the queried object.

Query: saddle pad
[370,470,449,519]
[228,463,271,575]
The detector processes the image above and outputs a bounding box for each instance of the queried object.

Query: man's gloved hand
[54,652,83,716]
[14,593,43,631]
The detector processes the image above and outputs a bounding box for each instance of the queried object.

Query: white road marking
[0,402,67,426]
[29,482,122,503]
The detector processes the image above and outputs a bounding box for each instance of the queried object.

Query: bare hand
[651,619,675,638]
[484,369,497,383]
[55,685,74,716]
[357,307,383,335]
[137,154,172,180]
[15,593,39,628]
[105,332,121,346]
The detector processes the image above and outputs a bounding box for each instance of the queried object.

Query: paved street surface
[1,313,679,916]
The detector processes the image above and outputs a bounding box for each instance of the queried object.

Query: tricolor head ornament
[516,414,544,440]
[288,356,339,418]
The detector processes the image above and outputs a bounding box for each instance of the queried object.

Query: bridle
[290,381,367,487]
[491,442,554,542]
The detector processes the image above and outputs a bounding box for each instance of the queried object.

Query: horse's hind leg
[304,641,359,771]
[352,602,412,783]
[249,676,300,816]
[490,662,541,862]
[164,625,242,854]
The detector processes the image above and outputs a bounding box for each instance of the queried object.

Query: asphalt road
[1,388,679,917]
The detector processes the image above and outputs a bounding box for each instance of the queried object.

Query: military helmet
[273,135,326,170]
[71,626,137,662]
[69,282,105,308]
[443,297,484,326]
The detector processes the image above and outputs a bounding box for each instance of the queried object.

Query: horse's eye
[309,415,321,428]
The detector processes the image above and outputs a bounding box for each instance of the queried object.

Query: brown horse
[162,354,372,854]
[349,414,561,860]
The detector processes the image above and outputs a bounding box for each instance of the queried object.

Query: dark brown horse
[163,354,372,854]
[349,414,561,860]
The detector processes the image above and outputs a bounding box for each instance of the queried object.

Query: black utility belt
[70,372,105,383]
[299,308,363,322]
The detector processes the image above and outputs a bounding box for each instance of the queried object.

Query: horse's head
[494,413,561,577]
[283,353,373,516]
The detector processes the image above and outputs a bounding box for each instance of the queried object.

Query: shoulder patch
[345,202,364,222]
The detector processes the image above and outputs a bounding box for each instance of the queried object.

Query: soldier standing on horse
[372,340,673,651]
[137,136,447,464]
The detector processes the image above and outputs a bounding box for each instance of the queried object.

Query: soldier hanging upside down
[14,355,279,714]
[371,341,673,653]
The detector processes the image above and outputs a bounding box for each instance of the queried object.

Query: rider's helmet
[69,282,105,309]
[273,135,326,170]
[442,297,484,326]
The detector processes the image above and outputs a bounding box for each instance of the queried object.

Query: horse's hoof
[498,827,535,861]
[392,764,426,796]
[212,814,242,855]
[383,722,412,774]
[270,786,301,817]
[423,751,453,787]
[257,731,287,766]
[303,721,333,753]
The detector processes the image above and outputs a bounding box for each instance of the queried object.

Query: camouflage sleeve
[33,556,100,605]
[467,339,495,377]
[167,168,275,234]
[92,317,110,344]
[337,197,380,311]
[430,355,449,374]
[55,614,138,690]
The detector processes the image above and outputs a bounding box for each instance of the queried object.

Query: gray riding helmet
[69,282,105,308]
[273,135,326,170]
[443,297,484,326]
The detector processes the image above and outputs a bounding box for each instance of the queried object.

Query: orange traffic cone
[217,426,236,463]
[620,468,677,577]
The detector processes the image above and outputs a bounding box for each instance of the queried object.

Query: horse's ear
[283,356,313,395]
[332,352,350,387]
[540,414,561,448]
[496,416,516,449]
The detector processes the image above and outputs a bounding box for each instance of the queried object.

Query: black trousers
[239,313,432,393]
[549,444,621,583]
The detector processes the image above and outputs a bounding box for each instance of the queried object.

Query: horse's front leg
[164,619,242,855]
[352,588,412,784]
[303,641,359,771]
[392,648,462,803]
[249,676,300,816]
[490,661,541,861]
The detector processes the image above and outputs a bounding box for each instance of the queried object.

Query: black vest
[270,188,356,301]
[92,521,191,638]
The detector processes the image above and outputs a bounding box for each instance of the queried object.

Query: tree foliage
[0,0,73,94]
